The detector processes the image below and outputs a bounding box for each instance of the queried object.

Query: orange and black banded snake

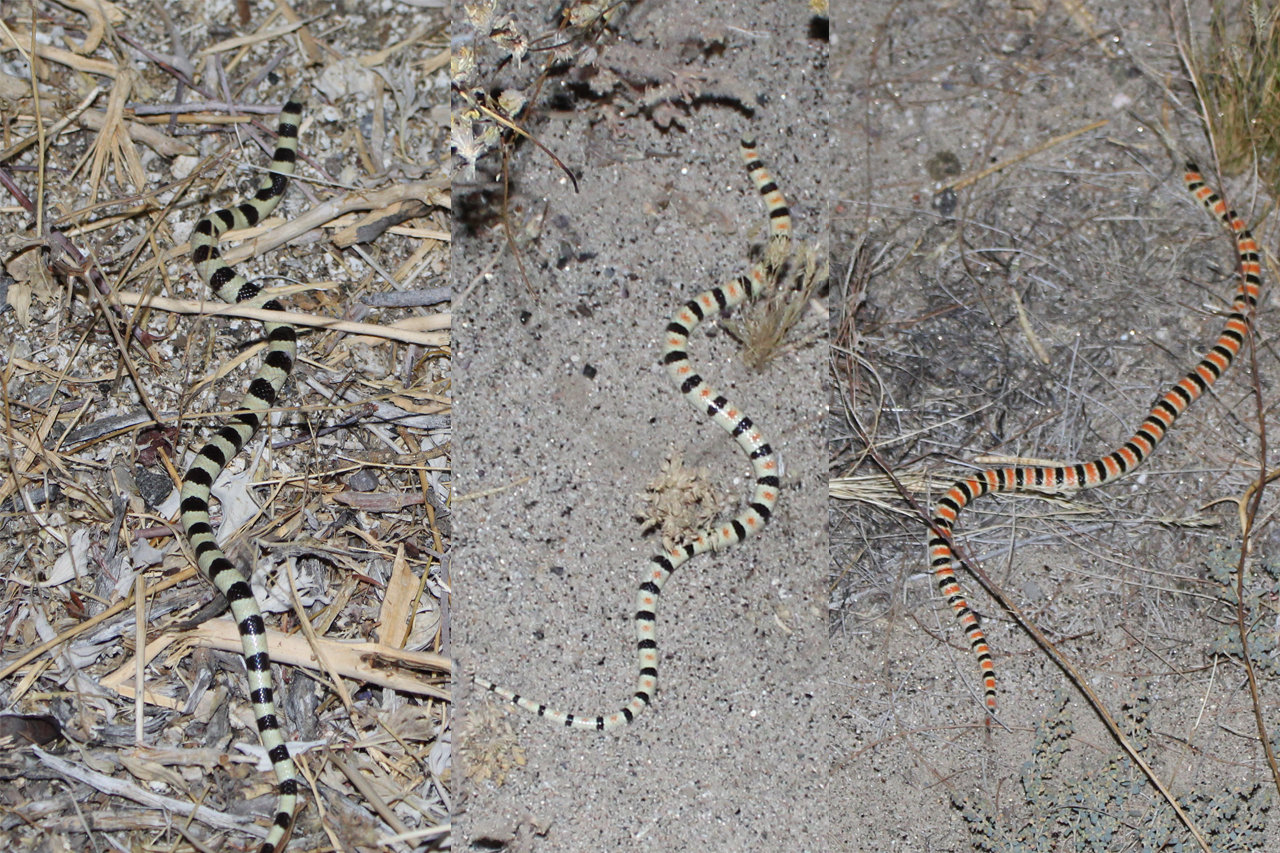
[929,163,1259,712]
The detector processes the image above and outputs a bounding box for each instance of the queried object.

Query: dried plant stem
[936,119,1108,193]
[853,418,1213,852]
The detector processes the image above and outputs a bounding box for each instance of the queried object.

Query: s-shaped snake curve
[472,138,791,730]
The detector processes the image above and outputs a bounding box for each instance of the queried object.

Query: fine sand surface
[453,2,830,850]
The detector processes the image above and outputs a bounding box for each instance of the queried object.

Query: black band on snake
[180,98,303,853]
[472,137,789,730]
[928,163,1259,712]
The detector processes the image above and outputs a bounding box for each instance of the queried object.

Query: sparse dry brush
[0,3,451,851]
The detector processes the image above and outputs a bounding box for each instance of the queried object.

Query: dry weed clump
[1194,1,1280,193]
[637,450,727,551]
[459,699,527,786]
[725,238,828,372]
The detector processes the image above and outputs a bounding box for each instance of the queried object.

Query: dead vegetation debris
[0,2,451,851]
[458,699,526,787]
[452,0,777,182]
[1190,0,1280,195]
[636,449,727,551]
[725,238,829,372]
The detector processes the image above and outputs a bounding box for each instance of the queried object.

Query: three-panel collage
[2,0,1280,850]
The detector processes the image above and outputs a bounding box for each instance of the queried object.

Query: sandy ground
[833,0,1280,850]
[452,1,829,850]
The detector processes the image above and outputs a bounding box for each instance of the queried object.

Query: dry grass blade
[1229,287,1280,806]
[935,119,1109,193]
[830,470,934,516]
[111,289,450,347]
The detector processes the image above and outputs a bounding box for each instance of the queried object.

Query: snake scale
[473,137,790,729]
[928,162,1260,712]
[180,97,303,852]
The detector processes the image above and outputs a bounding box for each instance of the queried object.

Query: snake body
[928,163,1260,711]
[179,98,303,852]
[473,138,790,730]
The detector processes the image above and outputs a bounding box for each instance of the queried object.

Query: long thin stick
[937,119,1109,193]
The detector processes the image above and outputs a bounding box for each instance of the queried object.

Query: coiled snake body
[180,98,303,852]
[473,138,790,730]
[929,163,1260,712]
